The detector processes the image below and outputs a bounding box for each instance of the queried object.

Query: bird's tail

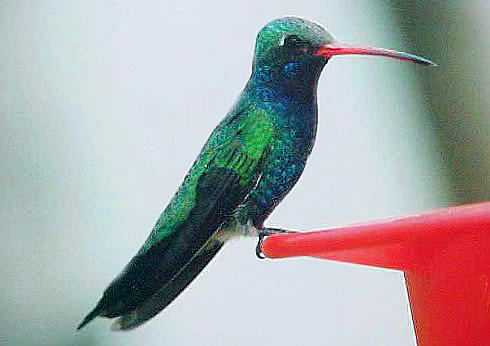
[77,301,104,330]
[111,240,224,331]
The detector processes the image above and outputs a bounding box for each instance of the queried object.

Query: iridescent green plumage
[145,104,276,251]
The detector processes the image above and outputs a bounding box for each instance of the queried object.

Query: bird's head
[252,17,434,85]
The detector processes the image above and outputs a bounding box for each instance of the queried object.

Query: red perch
[261,202,490,346]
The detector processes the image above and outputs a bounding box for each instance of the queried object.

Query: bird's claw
[256,234,266,259]
[255,228,296,259]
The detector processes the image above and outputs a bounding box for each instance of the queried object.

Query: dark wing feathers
[78,107,275,330]
[79,126,271,330]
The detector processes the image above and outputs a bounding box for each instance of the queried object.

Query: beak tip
[418,58,438,67]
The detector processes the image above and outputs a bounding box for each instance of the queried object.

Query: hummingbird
[77,17,434,331]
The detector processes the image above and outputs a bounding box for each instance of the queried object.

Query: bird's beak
[314,42,436,66]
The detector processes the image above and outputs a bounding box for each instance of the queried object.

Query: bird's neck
[247,60,325,107]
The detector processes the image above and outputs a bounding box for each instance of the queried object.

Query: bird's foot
[255,228,296,259]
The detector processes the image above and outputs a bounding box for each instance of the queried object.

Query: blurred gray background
[1,1,488,345]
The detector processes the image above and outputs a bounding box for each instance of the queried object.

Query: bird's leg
[255,227,297,259]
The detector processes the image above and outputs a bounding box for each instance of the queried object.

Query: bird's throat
[250,59,326,105]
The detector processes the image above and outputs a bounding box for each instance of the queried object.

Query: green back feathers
[141,105,275,251]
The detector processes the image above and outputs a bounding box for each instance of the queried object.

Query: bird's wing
[78,105,276,330]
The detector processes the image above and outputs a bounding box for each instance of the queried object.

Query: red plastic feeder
[261,202,490,346]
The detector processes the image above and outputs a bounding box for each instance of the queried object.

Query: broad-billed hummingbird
[78,17,434,331]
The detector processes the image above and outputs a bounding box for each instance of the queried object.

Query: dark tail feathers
[77,301,105,330]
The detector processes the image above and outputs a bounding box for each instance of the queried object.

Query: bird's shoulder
[207,102,277,154]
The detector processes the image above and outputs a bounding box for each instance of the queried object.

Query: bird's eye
[284,35,303,47]
[283,35,312,54]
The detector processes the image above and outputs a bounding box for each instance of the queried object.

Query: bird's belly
[213,218,258,243]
